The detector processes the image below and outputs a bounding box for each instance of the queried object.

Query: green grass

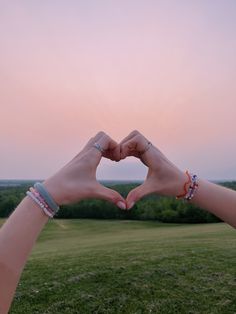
[4,220,236,314]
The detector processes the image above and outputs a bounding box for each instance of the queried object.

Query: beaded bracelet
[26,183,59,218]
[184,174,199,201]
[34,182,59,213]
[176,171,199,201]
[26,191,54,218]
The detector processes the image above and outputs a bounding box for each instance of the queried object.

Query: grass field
[4,220,236,314]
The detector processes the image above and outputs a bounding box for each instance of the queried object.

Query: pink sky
[1,1,236,180]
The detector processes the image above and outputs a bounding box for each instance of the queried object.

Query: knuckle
[130,130,140,136]
[136,134,143,141]
[96,131,106,137]
[120,143,124,150]
[103,134,109,140]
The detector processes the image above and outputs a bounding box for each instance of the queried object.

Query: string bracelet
[176,171,191,199]
[26,183,59,218]
[176,171,199,201]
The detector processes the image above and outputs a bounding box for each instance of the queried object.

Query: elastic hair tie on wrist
[26,182,59,218]
[34,182,59,213]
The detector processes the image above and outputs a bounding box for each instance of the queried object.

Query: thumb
[95,183,127,210]
[126,182,150,210]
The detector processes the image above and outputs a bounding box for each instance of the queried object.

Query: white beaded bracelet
[26,191,54,218]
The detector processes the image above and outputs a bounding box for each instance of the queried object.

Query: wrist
[174,171,191,198]
[161,169,189,197]
[42,179,65,206]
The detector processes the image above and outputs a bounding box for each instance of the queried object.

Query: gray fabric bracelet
[34,182,59,213]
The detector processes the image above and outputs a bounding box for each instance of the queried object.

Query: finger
[95,133,121,161]
[108,143,121,162]
[126,182,150,210]
[119,130,141,146]
[118,130,140,158]
[74,132,106,162]
[70,131,115,163]
[83,131,107,152]
[69,133,105,173]
[93,183,127,210]
[120,134,149,159]
[98,136,118,159]
[83,132,116,163]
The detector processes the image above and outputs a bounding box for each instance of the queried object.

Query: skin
[119,130,236,228]
[0,130,235,313]
[0,132,126,314]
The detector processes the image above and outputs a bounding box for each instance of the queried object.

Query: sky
[0,0,236,181]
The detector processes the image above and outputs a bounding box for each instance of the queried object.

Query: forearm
[0,196,48,314]
[0,132,126,313]
[191,179,236,228]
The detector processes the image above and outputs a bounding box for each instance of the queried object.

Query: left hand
[43,132,126,209]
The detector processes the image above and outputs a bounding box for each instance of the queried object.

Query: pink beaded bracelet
[26,187,56,218]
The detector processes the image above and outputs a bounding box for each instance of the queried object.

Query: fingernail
[128,202,135,210]
[116,201,126,210]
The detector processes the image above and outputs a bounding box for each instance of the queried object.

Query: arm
[0,197,48,314]
[190,179,236,228]
[119,130,236,228]
[0,132,126,314]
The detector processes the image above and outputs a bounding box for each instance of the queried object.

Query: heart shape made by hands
[94,130,185,210]
[44,130,185,211]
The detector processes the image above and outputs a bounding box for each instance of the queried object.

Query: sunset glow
[1,1,236,180]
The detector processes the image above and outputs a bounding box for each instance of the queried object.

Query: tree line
[0,181,235,223]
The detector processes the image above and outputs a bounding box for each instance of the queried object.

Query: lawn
[4,220,236,314]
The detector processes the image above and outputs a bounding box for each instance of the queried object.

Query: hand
[43,132,126,209]
[119,130,187,209]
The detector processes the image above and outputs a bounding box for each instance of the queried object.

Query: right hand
[119,131,187,209]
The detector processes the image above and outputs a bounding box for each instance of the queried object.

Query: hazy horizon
[1,1,236,181]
